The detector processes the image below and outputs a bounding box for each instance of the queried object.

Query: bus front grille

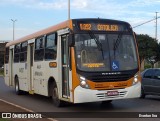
[87,74,131,82]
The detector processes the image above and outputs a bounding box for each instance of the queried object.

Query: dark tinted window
[14,44,20,63]
[144,69,154,78]
[20,42,27,62]
[36,37,44,49]
[14,44,20,53]
[45,33,57,60]
[154,69,160,79]
[21,42,27,52]
[5,47,9,64]
[34,36,44,61]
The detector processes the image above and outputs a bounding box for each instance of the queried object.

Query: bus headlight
[79,75,90,89]
[133,74,138,85]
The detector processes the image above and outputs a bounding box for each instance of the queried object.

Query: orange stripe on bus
[71,47,80,103]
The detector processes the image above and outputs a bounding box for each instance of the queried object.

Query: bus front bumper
[74,82,141,103]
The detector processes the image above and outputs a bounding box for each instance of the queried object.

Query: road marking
[0,98,57,121]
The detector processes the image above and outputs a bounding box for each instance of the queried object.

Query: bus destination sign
[80,23,119,31]
[78,23,128,32]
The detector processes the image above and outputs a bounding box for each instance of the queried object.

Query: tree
[136,34,160,68]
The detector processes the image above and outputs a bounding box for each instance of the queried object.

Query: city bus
[4,18,141,107]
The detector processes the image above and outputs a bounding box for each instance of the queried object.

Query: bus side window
[45,33,57,60]
[5,47,9,64]
[34,36,44,61]
[20,42,27,62]
[14,44,20,63]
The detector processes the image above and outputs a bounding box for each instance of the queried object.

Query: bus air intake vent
[87,74,131,82]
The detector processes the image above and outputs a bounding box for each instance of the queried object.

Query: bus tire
[51,83,64,107]
[140,87,145,99]
[15,77,22,95]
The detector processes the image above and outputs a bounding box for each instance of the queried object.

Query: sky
[0,0,160,41]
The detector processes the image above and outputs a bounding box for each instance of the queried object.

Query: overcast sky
[0,0,160,41]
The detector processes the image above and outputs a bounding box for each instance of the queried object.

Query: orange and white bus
[4,18,141,107]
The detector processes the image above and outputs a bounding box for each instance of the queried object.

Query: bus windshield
[75,33,138,72]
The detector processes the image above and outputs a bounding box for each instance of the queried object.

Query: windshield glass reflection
[75,34,138,72]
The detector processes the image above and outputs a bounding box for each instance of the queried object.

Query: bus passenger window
[34,37,44,61]
[14,44,20,63]
[5,47,9,64]
[45,33,57,60]
[20,42,27,62]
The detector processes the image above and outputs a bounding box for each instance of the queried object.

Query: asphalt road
[1,76,160,121]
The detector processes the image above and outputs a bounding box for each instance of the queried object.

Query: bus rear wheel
[52,83,64,107]
[15,77,22,95]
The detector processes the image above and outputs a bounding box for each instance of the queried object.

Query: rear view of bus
[71,19,141,103]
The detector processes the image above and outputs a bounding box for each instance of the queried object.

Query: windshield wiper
[113,32,123,59]
[88,32,102,51]
[88,31,104,59]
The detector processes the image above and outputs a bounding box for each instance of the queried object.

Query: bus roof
[72,18,130,25]
[6,18,131,47]
[6,20,71,47]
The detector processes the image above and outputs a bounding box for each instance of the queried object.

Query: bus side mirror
[68,34,75,47]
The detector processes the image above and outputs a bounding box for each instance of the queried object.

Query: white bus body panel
[74,82,141,103]
[4,64,9,86]
[13,63,28,91]
[27,43,34,92]
[8,48,14,86]
[28,39,35,44]
[33,61,59,96]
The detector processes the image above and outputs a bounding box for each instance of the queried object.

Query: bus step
[29,90,34,94]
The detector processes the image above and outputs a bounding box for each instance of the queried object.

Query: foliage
[0,69,4,76]
[137,34,160,67]
[144,64,152,69]
[0,119,8,121]
[0,54,4,67]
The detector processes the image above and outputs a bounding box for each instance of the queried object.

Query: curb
[0,99,34,112]
[0,99,57,121]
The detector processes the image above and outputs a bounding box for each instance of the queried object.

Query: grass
[0,118,9,121]
[0,69,4,76]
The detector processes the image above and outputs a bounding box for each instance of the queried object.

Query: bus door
[9,48,14,86]
[28,42,34,94]
[61,34,70,98]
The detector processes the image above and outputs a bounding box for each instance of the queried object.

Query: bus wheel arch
[48,77,56,97]
[48,77,64,107]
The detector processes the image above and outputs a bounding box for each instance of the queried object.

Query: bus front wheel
[52,83,64,107]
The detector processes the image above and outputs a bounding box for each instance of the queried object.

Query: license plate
[107,91,119,96]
